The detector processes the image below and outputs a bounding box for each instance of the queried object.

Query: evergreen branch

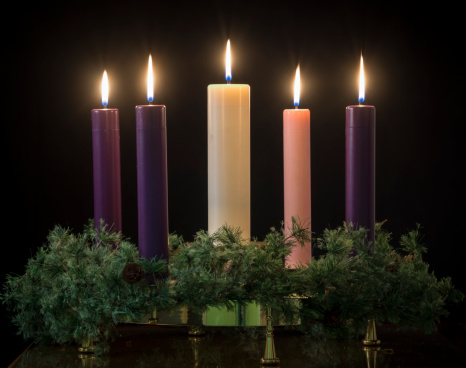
[1,219,463,354]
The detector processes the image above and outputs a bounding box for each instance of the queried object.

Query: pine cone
[385,263,398,273]
[122,262,145,284]
[404,254,416,262]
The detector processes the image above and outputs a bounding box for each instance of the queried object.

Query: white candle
[207,40,251,238]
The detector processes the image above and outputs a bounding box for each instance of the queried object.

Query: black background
[2,0,464,365]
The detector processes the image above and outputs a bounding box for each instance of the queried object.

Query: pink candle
[284,66,311,267]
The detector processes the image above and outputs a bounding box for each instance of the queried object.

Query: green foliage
[1,218,463,353]
[169,218,309,322]
[290,223,464,338]
[1,220,172,354]
[169,220,464,338]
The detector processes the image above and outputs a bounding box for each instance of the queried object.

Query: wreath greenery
[1,219,463,354]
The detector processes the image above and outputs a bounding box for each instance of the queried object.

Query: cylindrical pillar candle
[208,40,250,238]
[284,66,311,267]
[91,71,122,233]
[345,55,376,246]
[135,55,169,261]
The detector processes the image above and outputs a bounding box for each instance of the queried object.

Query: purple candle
[92,71,122,234]
[135,55,169,261]
[345,55,376,246]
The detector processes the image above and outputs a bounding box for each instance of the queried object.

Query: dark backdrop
[2,0,464,365]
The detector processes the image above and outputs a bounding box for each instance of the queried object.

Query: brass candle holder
[362,318,381,346]
[78,334,95,365]
[78,334,95,354]
[260,305,280,365]
[148,308,159,324]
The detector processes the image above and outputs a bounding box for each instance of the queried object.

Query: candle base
[362,318,381,346]
[148,308,159,325]
[78,335,95,354]
[260,306,280,366]
[188,325,206,336]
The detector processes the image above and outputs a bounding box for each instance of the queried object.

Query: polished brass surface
[78,354,95,367]
[11,325,466,367]
[77,336,95,354]
[363,346,381,368]
[260,305,280,365]
[189,335,205,368]
[362,318,381,346]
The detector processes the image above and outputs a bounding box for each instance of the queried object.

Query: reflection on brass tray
[189,325,206,336]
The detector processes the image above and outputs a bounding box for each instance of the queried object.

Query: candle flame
[294,65,301,107]
[147,54,154,103]
[225,39,232,82]
[358,54,365,103]
[101,70,109,107]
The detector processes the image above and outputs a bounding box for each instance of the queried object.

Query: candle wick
[149,101,153,105]
[295,106,298,110]
[227,81,231,85]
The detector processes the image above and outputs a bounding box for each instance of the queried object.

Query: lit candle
[91,71,122,233]
[346,54,376,246]
[135,55,169,261]
[284,66,311,267]
[208,40,250,237]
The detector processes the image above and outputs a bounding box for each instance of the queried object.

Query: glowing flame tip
[358,54,365,103]
[294,65,300,107]
[147,54,154,103]
[225,39,232,82]
[101,70,109,107]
